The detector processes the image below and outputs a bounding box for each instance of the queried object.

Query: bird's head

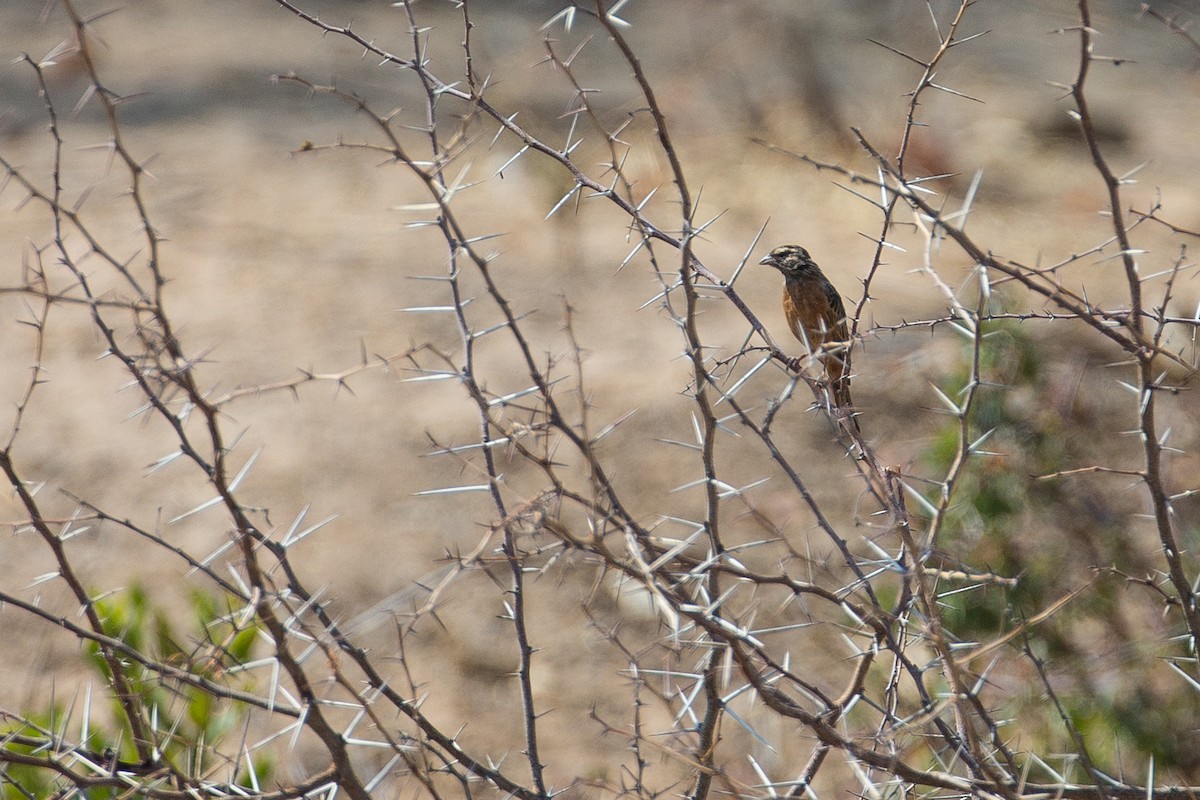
[759,245,819,279]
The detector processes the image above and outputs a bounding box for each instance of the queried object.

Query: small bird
[760,244,858,431]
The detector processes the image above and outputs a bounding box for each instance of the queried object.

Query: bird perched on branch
[760,244,859,432]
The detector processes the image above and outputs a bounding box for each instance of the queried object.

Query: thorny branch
[2,1,1200,799]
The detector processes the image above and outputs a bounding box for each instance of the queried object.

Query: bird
[759,244,859,431]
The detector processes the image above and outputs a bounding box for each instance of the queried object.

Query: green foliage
[1,713,61,800]
[922,321,1063,630]
[921,317,1200,777]
[1,587,270,799]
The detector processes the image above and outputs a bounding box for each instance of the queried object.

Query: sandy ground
[2,0,1200,792]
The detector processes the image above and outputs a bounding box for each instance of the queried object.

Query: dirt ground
[2,0,1200,792]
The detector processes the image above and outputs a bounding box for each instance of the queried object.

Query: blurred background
[3,0,1200,789]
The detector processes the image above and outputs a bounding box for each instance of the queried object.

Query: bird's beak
[759,255,779,269]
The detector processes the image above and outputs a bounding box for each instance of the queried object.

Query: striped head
[759,245,821,279]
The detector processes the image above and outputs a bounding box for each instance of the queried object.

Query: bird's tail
[826,355,860,435]
[832,377,860,434]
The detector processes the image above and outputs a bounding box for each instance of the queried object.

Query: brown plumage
[760,244,858,431]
